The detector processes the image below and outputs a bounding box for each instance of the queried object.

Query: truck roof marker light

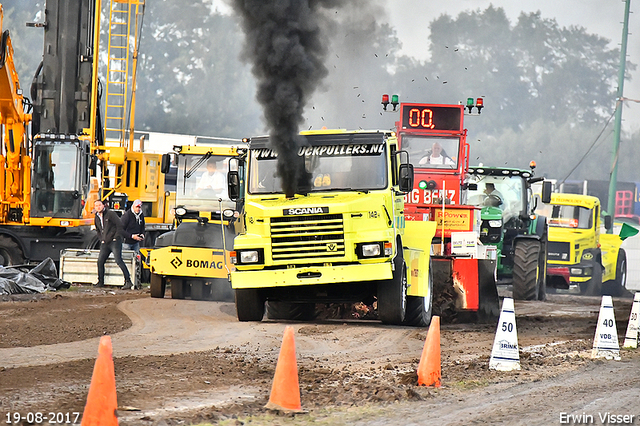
[529,160,536,170]
[476,98,484,113]
[391,95,399,111]
[381,94,390,110]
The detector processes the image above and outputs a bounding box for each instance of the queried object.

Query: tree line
[5,1,639,183]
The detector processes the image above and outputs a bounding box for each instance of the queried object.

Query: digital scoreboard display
[400,104,463,132]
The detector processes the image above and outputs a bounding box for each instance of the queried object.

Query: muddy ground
[1,286,639,426]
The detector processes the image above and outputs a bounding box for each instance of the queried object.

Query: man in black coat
[94,199,133,289]
[121,199,145,253]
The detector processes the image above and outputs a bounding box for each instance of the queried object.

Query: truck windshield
[466,175,525,222]
[537,204,593,229]
[176,154,235,211]
[31,143,83,217]
[248,143,388,194]
[400,135,459,169]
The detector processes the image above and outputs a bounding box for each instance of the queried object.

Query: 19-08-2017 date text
[5,412,81,424]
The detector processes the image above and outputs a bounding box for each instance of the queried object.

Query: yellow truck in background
[227,129,437,326]
[538,193,627,296]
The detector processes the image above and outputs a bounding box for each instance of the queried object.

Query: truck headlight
[488,220,502,227]
[175,207,187,217]
[356,242,385,258]
[239,250,260,263]
[570,268,583,275]
[362,243,381,257]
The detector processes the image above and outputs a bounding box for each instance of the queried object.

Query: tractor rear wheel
[512,239,543,300]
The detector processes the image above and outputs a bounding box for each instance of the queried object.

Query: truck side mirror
[228,170,240,201]
[398,163,414,193]
[541,181,552,204]
[604,215,612,231]
[160,154,171,174]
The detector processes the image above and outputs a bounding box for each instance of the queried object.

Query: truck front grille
[548,241,571,262]
[270,214,345,261]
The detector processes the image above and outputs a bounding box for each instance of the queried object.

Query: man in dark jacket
[121,199,145,253]
[94,199,133,289]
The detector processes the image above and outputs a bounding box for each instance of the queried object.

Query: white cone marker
[623,292,640,349]
[591,295,621,360]
[489,297,521,371]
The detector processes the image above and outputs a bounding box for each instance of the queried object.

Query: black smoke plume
[231,0,345,197]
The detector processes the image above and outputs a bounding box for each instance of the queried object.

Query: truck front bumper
[231,262,392,289]
[547,265,590,284]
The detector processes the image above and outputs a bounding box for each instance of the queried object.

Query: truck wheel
[150,273,166,298]
[0,235,24,266]
[266,301,316,321]
[602,249,627,297]
[235,289,265,321]
[580,249,603,296]
[403,261,433,327]
[377,251,407,325]
[170,278,186,299]
[537,234,548,301]
[581,265,602,296]
[512,239,542,301]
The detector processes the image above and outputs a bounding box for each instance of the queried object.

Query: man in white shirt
[418,142,455,167]
[196,158,226,197]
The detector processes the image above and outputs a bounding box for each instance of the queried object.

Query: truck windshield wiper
[185,152,212,179]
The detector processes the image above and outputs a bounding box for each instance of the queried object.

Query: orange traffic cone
[264,326,304,413]
[81,336,119,426]
[417,315,441,387]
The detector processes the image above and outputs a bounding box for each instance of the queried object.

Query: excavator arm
[0,5,32,216]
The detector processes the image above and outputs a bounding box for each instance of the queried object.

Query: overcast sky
[215,0,639,133]
[385,0,640,133]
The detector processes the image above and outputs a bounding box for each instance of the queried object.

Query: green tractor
[464,164,549,300]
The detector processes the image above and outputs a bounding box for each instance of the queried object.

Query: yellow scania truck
[227,129,437,326]
[538,193,627,296]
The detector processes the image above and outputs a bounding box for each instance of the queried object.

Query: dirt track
[1,287,639,425]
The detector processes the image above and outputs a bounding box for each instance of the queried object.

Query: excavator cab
[30,136,91,218]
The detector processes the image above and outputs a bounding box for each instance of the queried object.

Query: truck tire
[150,273,166,298]
[512,239,543,301]
[403,261,433,327]
[602,249,627,297]
[170,278,186,299]
[0,235,24,266]
[580,251,603,296]
[235,289,265,321]
[377,251,407,325]
[266,301,316,321]
[537,234,548,301]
